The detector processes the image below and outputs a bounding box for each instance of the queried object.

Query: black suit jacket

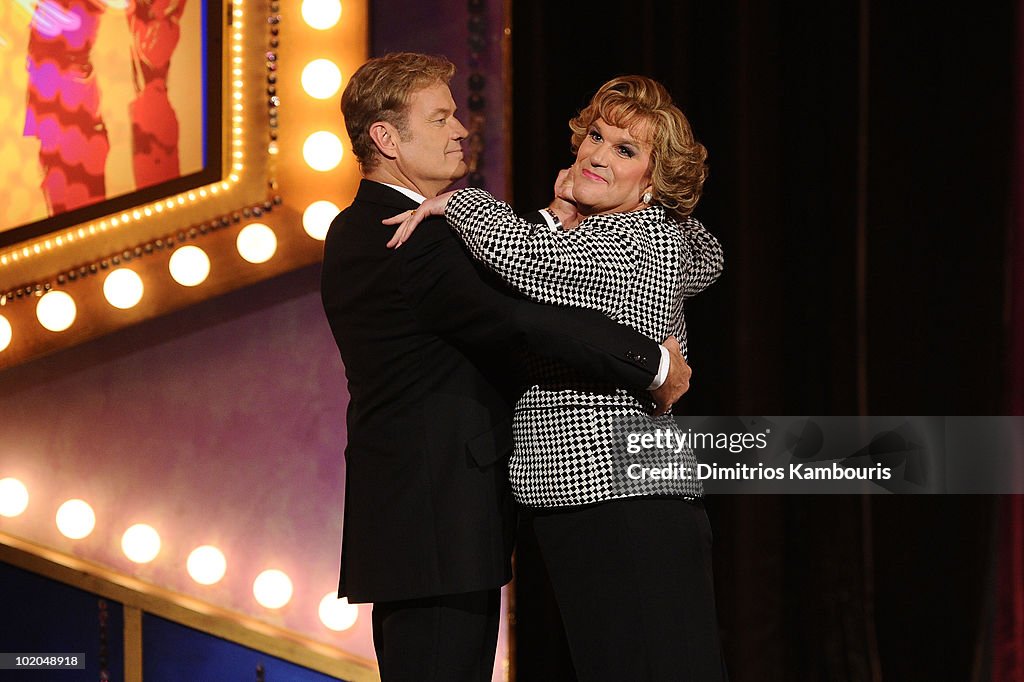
[320,180,661,603]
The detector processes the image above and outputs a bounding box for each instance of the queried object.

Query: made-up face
[393,81,469,197]
[569,117,654,216]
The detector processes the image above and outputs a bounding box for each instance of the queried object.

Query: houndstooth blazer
[446,188,724,508]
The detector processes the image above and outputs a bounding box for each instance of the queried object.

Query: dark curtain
[993,5,1024,682]
[510,2,1014,680]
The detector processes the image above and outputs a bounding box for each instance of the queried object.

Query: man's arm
[397,216,665,393]
[511,302,662,391]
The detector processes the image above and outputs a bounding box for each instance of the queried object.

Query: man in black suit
[320,52,690,682]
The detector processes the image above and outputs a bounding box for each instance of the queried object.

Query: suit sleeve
[397,217,660,391]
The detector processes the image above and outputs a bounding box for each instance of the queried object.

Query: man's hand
[651,335,691,416]
[548,167,580,229]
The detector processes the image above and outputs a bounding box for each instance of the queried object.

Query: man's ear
[368,121,399,160]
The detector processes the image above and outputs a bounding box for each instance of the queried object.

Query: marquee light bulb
[36,290,76,332]
[122,524,161,563]
[236,223,277,264]
[301,60,342,100]
[56,499,96,539]
[103,269,144,309]
[169,246,211,287]
[302,201,339,240]
[302,131,344,171]
[319,593,359,631]
[0,478,29,517]
[253,569,293,609]
[301,0,342,29]
[0,314,12,351]
[187,545,227,585]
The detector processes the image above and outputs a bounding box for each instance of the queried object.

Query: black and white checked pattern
[446,188,724,508]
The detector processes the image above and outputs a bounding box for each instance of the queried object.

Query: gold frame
[0,0,366,370]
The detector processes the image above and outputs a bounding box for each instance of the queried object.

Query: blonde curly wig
[569,76,707,219]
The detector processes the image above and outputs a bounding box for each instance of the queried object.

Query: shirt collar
[380,182,426,205]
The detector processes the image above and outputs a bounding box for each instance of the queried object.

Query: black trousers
[526,497,727,682]
[371,588,501,682]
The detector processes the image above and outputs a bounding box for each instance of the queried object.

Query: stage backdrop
[0,0,511,679]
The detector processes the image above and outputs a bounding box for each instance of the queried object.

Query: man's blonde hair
[341,52,456,171]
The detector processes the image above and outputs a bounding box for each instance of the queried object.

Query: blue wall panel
[0,560,125,682]
[143,613,346,682]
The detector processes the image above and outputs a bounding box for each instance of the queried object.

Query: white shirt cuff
[537,208,561,231]
[647,344,671,390]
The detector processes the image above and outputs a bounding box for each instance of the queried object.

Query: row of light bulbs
[0,200,339,352]
[0,477,359,631]
[298,0,346,170]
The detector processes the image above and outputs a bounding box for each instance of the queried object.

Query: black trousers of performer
[526,497,728,682]
[371,589,501,682]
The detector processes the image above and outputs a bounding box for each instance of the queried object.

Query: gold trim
[0,532,379,682]
[124,606,143,682]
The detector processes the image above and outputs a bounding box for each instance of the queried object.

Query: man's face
[394,82,468,196]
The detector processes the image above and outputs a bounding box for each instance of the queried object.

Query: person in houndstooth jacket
[388,75,728,681]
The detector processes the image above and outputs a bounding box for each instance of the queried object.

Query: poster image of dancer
[0,0,205,236]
